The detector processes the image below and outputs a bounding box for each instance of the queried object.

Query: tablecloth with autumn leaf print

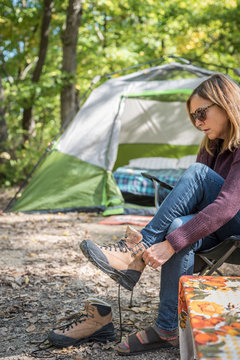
[178,276,240,360]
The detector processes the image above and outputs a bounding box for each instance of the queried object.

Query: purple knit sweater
[166,141,240,253]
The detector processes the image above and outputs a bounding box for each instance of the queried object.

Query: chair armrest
[228,235,240,242]
[141,172,174,191]
[141,172,173,209]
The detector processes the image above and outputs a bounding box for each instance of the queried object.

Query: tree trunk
[22,0,53,141]
[0,74,8,153]
[61,0,83,126]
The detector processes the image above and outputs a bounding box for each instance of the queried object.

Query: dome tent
[12,62,213,215]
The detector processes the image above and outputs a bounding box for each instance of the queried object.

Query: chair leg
[153,181,160,209]
[129,289,134,308]
[199,256,223,276]
[200,244,237,276]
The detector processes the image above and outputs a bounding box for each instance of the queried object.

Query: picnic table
[178,275,240,360]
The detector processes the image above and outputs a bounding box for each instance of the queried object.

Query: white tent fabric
[118,99,202,145]
[57,63,213,170]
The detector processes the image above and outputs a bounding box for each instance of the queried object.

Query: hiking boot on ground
[48,298,115,348]
[80,226,148,291]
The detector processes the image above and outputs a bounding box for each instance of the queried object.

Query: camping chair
[141,172,240,275]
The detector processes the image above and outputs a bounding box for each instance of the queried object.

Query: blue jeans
[140,163,240,331]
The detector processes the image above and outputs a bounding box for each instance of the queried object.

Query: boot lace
[59,307,95,334]
[100,238,147,255]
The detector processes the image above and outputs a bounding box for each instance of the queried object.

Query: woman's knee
[167,218,183,234]
[167,215,195,235]
[183,162,208,178]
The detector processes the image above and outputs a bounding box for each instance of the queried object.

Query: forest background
[1,0,240,188]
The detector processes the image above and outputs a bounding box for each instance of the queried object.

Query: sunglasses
[190,103,215,124]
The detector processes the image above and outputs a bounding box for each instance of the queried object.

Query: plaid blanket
[113,167,185,201]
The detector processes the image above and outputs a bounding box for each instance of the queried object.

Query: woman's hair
[186,73,240,154]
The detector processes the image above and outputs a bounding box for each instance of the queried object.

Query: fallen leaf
[28,253,37,258]
[26,324,36,333]
[102,342,115,350]
[0,327,8,335]
[7,346,16,351]
[129,307,141,313]
[123,320,134,325]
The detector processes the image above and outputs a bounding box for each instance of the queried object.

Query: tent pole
[100,55,239,80]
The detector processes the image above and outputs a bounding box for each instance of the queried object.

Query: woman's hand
[142,240,175,269]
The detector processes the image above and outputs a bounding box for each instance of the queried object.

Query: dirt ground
[1,188,239,360]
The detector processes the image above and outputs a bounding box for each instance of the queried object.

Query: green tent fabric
[12,62,214,214]
[13,151,124,212]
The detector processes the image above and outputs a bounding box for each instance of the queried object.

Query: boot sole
[80,241,138,291]
[49,323,116,348]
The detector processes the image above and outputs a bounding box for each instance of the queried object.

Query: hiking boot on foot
[48,298,115,348]
[80,226,147,291]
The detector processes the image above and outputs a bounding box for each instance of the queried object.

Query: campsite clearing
[12,63,211,215]
[1,188,240,360]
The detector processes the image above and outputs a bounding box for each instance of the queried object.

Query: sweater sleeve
[166,149,240,253]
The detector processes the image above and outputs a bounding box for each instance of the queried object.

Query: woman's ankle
[153,324,179,341]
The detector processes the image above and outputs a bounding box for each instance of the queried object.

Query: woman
[51,74,240,355]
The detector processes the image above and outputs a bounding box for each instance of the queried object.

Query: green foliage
[1,103,60,186]
[0,0,239,186]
